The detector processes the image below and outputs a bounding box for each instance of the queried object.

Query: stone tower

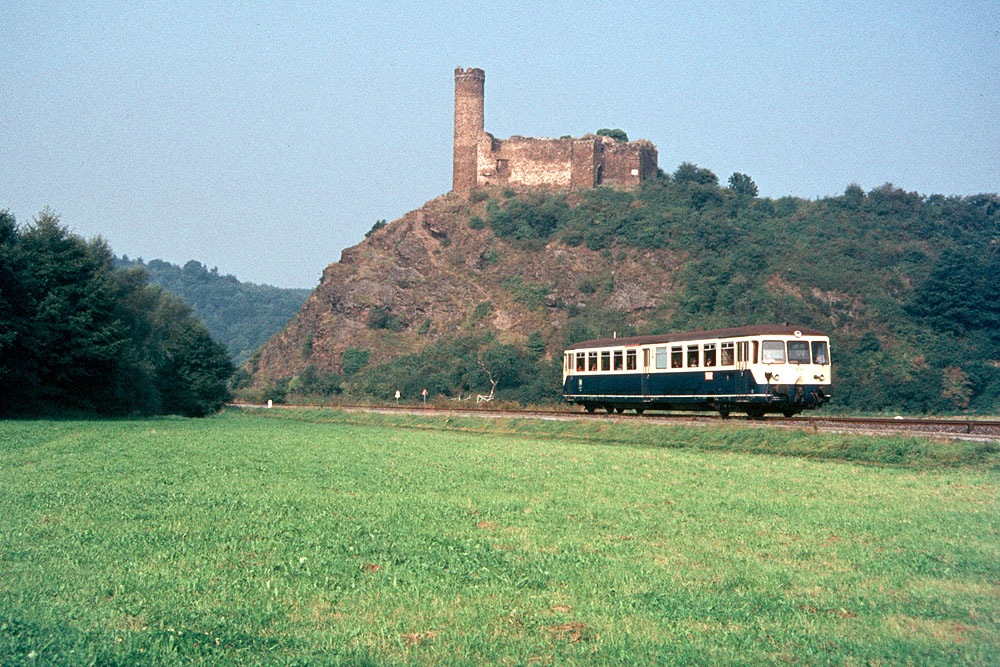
[453,67,485,192]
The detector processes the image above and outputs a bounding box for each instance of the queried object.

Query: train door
[736,340,750,397]
[641,347,650,397]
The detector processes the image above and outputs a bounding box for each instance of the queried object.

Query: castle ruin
[452,67,659,192]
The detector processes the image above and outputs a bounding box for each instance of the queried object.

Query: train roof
[564,325,828,351]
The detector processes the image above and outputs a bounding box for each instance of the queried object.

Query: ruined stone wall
[452,67,658,192]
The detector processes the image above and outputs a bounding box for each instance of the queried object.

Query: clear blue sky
[3,1,997,288]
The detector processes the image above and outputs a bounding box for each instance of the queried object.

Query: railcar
[562,325,831,417]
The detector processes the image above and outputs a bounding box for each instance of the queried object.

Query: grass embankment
[272,406,1000,470]
[2,410,998,665]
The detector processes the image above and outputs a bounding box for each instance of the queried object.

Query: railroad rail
[230,402,1000,441]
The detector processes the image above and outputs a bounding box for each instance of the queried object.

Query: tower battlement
[451,67,657,192]
[454,67,485,81]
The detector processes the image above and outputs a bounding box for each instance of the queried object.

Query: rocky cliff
[246,188,683,387]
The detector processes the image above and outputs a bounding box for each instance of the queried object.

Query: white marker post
[422,388,428,406]
[394,390,400,405]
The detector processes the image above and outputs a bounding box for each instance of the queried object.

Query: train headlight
[814,374,825,382]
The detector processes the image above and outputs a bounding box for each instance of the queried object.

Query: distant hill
[115,257,310,365]
[241,168,1000,414]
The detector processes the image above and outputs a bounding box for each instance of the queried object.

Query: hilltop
[240,168,1000,413]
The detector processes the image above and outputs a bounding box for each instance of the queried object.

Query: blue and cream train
[562,325,831,417]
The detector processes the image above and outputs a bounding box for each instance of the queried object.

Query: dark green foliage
[365,219,387,238]
[468,215,486,230]
[467,189,489,204]
[115,256,310,365]
[906,248,1000,335]
[341,347,370,377]
[0,210,233,416]
[289,364,342,397]
[486,193,569,246]
[673,162,719,186]
[727,172,758,198]
[501,276,550,310]
[596,128,628,142]
[366,306,405,331]
[526,331,546,359]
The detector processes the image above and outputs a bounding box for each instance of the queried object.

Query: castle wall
[599,140,658,186]
[452,67,658,192]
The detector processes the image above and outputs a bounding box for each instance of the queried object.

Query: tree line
[0,209,233,416]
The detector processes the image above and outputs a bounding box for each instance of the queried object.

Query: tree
[596,128,628,142]
[0,209,233,416]
[673,162,718,186]
[727,172,758,198]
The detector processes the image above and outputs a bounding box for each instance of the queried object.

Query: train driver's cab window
[601,351,611,371]
[588,351,598,371]
[703,343,716,367]
[762,340,786,364]
[721,342,735,366]
[671,347,683,368]
[811,341,830,365]
[655,346,667,369]
[613,350,623,371]
[687,344,700,368]
[787,340,810,364]
[626,349,637,371]
[752,341,759,364]
[576,352,585,372]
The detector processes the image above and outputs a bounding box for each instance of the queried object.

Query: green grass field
[2,409,998,665]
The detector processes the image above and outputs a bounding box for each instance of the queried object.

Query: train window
[601,351,611,371]
[655,347,667,369]
[613,350,623,371]
[588,352,598,371]
[576,352,585,372]
[703,343,716,367]
[721,342,735,366]
[687,344,700,368]
[752,341,759,364]
[736,341,745,363]
[626,349,637,370]
[762,340,786,363]
[643,348,650,368]
[787,341,810,364]
[671,346,683,368]
[811,341,830,365]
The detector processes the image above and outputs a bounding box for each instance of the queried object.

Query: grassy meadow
[1,409,998,665]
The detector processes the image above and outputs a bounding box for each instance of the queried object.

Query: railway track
[231,402,1000,441]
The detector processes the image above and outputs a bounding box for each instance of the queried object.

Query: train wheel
[585,405,596,413]
[604,405,614,414]
[718,408,731,419]
[635,408,645,415]
[782,409,798,418]
[746,408,765,420]
[615,406,625,414]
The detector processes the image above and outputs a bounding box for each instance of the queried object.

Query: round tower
[453,67,485,191]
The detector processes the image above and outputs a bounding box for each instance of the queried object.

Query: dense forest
[0,210,233,416]
[246,164,1000,414]
[114,257,311,365]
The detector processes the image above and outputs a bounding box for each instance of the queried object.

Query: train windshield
[811,341,830,365]
[787,341,810,364]
[761,340,786,363]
